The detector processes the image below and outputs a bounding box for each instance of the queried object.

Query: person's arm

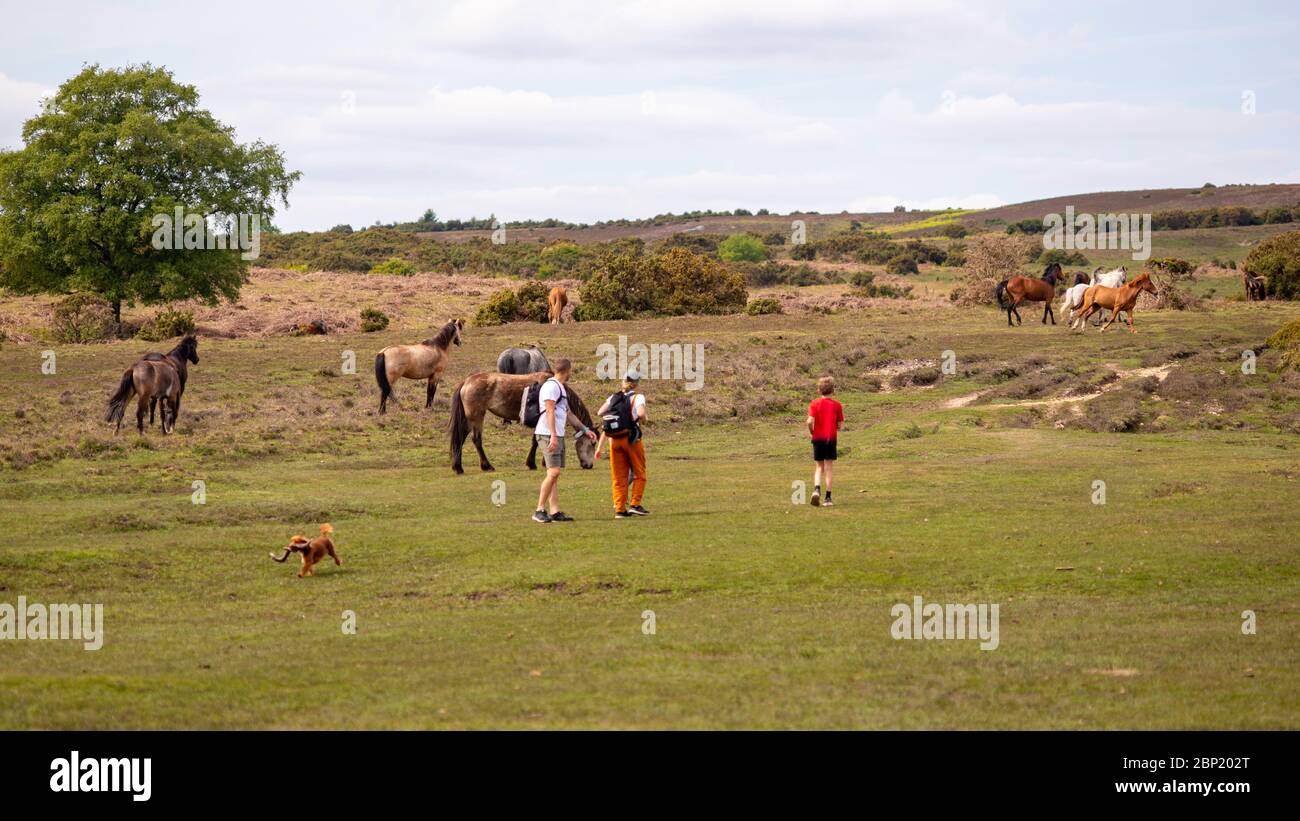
[634,395,647,423]
[806,414,816,435]
[595,430,607,458]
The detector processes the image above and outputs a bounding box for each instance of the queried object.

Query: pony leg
[426,378,437,409]
[136,396,149,434]
[526,435,539,470]
[150,397,157,425]
[472,425,493,472]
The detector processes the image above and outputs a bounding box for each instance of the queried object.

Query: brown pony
[106,335,199,434]
[449,371,596,473]
[1074,272,1158,333]
[1243,271,1267,301]
[547,286,568,324]
[374,319,464,414]
[996,263,1064,326]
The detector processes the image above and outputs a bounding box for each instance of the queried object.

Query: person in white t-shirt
[533,358,595,523]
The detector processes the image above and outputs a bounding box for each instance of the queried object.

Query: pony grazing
[448,371,596,474]
[106,335,200,434]
[1074,272,1158,333]
[496,346,551,375]
[996,263,1064,326]
[374,319,464,414]
[547,286,568,324]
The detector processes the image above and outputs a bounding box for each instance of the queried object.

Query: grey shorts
[535,434,566,468]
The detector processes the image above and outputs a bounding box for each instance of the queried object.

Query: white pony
[1061,266,1127,330]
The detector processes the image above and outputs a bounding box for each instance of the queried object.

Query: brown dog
[270,523,341,577]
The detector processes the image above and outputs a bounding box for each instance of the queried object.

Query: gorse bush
[370,258,416,276]
[1267,317,1300,370]
[474,280,552,326]
[1244,229,1300,300]
[359,307,390,332]
[1038,248,1090,267]
[575,247,747,320]
[745,297,782,316]
[49,292,115,343]
[885,256,919,276]
[136,306,195,341]
[718,233,767,263]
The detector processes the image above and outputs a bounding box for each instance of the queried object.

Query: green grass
[1,304,1298,728]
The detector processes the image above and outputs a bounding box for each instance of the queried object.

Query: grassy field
[1,294,1298,729]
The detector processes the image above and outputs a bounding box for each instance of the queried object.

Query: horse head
[452,318,464,346]
[1134,272,1157,294]
[176,334,199,364]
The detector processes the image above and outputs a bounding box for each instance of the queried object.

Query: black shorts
[811,439,837,461]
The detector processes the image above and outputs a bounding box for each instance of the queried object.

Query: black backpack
[523,378,562,427]
[602,391,637,437]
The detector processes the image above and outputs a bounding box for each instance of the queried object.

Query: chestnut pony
[547,286,568,324]
[448,371,596,474]
[996,263,1064,326]
[1074,272,1158,333]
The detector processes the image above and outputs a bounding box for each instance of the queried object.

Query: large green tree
[0,64,300,321]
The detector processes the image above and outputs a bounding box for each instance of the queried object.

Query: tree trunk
[113,299,121,324]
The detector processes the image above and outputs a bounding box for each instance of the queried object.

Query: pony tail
[106,369,135,424]
[995,280,1009,309]
[375,352,392,413]
[449,382,469,474]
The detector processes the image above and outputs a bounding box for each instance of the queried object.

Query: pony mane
[424,321,460,349]
[564,385,594,429]
[169,334,197,359]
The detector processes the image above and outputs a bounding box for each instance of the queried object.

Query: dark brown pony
[996,263,1064,326]
[449,371,596,473]
[106,335,200,434]
[1074,272,1158,333]
[1243,271,1267,301]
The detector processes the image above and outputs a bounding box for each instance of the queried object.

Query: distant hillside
[965,183,1300,226]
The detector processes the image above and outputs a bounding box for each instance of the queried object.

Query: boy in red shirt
[806,376,844,507]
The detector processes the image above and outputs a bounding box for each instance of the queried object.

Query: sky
[1,0,1298,231]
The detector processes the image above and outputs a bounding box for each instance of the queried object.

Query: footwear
[550,512,575,522]
[532,510,552,523]
[615,510,632,519]
[810,488,821,507]
[823,496,834,507]
[628,505,649,516]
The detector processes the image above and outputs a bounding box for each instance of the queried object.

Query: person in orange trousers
[595,370,648,519]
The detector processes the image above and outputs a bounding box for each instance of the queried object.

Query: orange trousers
[609,435,647,512]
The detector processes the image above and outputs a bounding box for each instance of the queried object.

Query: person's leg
[628,439,647,508]
[823,459,833,492]
[610,437,630,513]
[811,455,823,506]
[545,467,562,514]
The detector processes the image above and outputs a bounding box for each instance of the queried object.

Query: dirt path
[941,362,1176,410]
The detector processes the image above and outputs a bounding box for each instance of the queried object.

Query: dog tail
[106,368,135,425]
[319,523,334,537]
[375,351,392,414]
[449,381,468,474]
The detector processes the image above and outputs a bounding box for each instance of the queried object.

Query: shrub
[475,288,519,326]
[745,298,782,315]
[577,247,747,320]
[540,241,583,273]
[359,307,390,332]
[762,232,786,246]
[49,293,115,343]
[1038,248,1090,267]
[1244,229,1300,299]
[885,255,919,276]
[718,233,768,263]
[474,280,552,326]
[790,242,816,260]
[952,234,1034,305]
[136,307,196,341]
[939,222,968,239]
[1266,318,1300,370]
[370,258,416,276]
